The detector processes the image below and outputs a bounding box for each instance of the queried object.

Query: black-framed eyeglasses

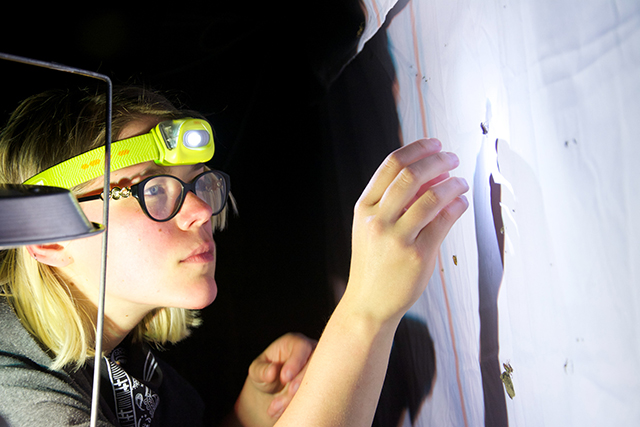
[77,170,230,222]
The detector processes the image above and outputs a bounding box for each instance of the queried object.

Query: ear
[26,242,74,267]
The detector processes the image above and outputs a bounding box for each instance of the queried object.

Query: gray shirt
[0,299,204,426]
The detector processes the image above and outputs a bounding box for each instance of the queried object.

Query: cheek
[109,218,163,254]
[108,216,180,267]
[100,224,166,292]
[79,201,179,277]
[68,234,103,266]
[83,203,161,262]
[79,202,103,225]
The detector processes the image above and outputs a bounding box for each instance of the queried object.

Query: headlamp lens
[183,130,210,148]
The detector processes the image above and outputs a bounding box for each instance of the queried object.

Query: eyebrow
[138,164,168,177]
[138,162,205,177]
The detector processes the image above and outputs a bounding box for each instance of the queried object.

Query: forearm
[274,292,399,427]
[243,138,468,426]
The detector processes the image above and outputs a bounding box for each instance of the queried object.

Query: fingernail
[282,369,293,383]
[269,399,284,418]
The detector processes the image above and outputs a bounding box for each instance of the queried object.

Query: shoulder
[0,297,51,366]
[0,297,114,426]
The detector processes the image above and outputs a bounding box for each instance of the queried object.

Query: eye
[144,184,165,197]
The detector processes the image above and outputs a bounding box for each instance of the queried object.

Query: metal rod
[90,81,112,427]
[0,52,112,427]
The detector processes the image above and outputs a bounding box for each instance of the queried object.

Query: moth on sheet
[501,362,516,399]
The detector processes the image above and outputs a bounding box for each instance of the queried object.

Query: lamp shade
[0,184,104,248]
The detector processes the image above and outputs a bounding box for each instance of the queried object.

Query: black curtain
[1,2,407,424]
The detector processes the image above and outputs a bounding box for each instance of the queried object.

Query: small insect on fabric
[501,362,515,399]
[481,122,489,135]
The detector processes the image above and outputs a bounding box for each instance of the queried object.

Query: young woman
[0,86,468,426]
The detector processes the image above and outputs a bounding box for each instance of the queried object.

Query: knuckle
[365,216,389,237]
[421,177,468,209]
[422,187,443,207]
[403,243,425,264]
[384,231,422,262]
[398,165,420,187]
[378,152,403,179]
[434,151,451,168]
[438,204,456,223]
[354,198,369,217]
[385,151,403,170]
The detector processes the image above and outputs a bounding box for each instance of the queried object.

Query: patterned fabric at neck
[105,343,162,427]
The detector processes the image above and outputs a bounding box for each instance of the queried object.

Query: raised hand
[345,138,469,325]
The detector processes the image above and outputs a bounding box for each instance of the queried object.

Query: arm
[275,138,469,426]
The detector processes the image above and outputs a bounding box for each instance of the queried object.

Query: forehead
[112,161,162,181]
[118,117,161,140]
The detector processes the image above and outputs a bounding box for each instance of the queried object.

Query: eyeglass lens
[142,171,227,221]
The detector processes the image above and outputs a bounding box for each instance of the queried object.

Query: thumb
[248,358,284,394]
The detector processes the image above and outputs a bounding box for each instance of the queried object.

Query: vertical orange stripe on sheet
[410,1,469,425]
[371,0,382,28]
[409,2,429,138]
[438,252,470,427]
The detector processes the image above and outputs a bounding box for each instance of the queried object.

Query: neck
[66,282,151,355]
[100,313,144,355]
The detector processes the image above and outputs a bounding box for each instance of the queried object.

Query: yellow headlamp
[24,118,215,189]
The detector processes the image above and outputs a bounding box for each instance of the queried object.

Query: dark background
[0,3,416,424]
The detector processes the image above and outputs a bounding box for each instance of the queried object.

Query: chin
[184,280,218,309]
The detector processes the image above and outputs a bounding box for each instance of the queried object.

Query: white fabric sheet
[359,0,640,425]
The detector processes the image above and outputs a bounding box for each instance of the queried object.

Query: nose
[175,191,213,230]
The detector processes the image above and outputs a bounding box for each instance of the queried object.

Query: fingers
[414,193,469,259]
[248,357,283,394]
[356,138,468,237]
[247,333,316,393]
[378,151,461,222]
[359,138,443,207]
[399,176,469,241]
[279,335,316,383]
[358,139,463,226]
[267,364,309,418]
[246,333,316,419]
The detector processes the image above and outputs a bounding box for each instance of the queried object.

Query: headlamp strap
[24,134,159,189]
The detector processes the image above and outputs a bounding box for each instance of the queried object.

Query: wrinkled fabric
[361,0,640,426]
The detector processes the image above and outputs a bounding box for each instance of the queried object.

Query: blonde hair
[0,86,229,370]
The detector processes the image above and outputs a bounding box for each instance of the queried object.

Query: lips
[181,241,215,263]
